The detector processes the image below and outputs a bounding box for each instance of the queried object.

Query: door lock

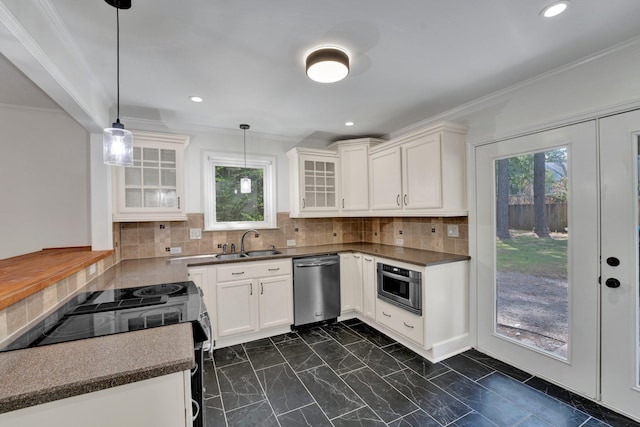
[605,278,621,288]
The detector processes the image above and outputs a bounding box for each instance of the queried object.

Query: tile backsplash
[116,213,468,260]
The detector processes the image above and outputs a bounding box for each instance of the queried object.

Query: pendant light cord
[243,128,247,169]
[116,7,120,122]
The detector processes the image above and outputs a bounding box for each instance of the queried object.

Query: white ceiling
[3,0,640,143]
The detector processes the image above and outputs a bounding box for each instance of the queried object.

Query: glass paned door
[600,110,640,420]
[475,121,598,398]
[495,148,569,358]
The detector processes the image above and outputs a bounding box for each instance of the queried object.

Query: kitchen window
[203,152,276,230]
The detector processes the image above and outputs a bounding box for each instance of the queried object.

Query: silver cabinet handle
[342,198,345,208]
[364,257,373,262]
[396,194,400,206]
[354,255,361,259]
[178,196,181,209]
[302,198,306,208]
[261,283,264,294]
[268,268,280,271]
[383,312,391,317]
[403,194,408,206]
[250,283,253,295]
[232,271,245,276]
[403,322,414,329]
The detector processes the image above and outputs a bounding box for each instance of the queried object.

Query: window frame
[203,151,277,231]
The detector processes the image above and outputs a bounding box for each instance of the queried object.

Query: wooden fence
[508,203,567,232]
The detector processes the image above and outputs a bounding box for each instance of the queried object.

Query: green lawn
[496,232,567,279]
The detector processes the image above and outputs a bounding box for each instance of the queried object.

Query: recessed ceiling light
[305,46,350,83]
[345,121,355,126]
[189,96,204,103]
[541,1,570,18]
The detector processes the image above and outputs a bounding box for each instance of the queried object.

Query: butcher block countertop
[0,247,113,311]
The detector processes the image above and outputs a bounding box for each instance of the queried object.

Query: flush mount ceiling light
[240,124,251,194]
[541,1,570,18]
[103,0,133,166]
[305,47,349,83]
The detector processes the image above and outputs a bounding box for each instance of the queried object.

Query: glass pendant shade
[240,177,251,193]
[103,121,133,166]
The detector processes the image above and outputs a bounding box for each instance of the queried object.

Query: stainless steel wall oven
[377,262,422,315]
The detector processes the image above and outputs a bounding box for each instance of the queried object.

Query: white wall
[394,37,640,145]
[184,131,301,214]
[0,104,90,259]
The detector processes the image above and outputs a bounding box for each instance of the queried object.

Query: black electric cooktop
[0,281,208,353]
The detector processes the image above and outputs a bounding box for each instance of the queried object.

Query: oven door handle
[378,270,421,283]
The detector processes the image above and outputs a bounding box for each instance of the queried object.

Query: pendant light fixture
[240,124,251,194]
[103,0,133,166]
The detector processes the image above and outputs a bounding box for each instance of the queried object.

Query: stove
[0,281,209,352]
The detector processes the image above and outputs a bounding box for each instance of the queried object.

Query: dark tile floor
[203,319,640,427]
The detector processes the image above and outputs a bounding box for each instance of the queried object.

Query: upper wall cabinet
[369,122,467,216]
[330,138,384,213]
[112,131,190,222]
[288,148,340,216]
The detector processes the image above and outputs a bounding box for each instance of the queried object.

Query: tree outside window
[204,152,276,230]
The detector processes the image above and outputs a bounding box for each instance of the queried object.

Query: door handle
[605,278,621,288]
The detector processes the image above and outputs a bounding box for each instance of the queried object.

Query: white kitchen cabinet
[217,278,258,337]
[287,147,340,217]
[369,121,467,216]
[376,297,424,345]
[258,275,293,329]
[0,371,191,427]
[112,131,189,222]
[369,146,402,210]
[362,255,376,319]
[330,138,384,213]
[212,259,293,342]
[339,253,363,314]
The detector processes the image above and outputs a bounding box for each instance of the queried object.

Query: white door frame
[473,121,600,398]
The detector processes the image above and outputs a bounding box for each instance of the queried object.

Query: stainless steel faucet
[240,229,260,253]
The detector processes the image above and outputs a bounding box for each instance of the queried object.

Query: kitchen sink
[215,253,249,260]
[244,249,282,257]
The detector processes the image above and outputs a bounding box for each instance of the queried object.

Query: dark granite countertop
[0,323,194,414]
[181,242,469,268]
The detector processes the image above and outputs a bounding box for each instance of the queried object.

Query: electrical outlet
[287,239,296,246]
[189,228,202,240]
[170,247,182,254]
[396,238,404,246]
[89,263,97,275]
[447,224,459,238]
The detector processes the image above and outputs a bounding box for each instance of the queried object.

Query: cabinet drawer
[375,298,424,345]
[216,259,292,281]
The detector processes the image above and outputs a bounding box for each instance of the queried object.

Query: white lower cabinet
[339,254,469,362]
[362,255,376,319]
[0,371,191,427]
[339,253,363,314]
[192,259,293,346]
[376,298,424,345]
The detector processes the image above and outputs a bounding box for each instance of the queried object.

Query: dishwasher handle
[294,260,339,268]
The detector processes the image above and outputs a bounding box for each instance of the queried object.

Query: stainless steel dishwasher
[293,254,341,327]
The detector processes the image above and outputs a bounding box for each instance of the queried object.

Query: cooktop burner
[0,281,208,353]
[132,283,185,297]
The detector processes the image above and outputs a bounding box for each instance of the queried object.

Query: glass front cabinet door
[112,131,189,222]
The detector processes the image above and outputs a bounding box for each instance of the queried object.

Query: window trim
[203,151,277,231]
